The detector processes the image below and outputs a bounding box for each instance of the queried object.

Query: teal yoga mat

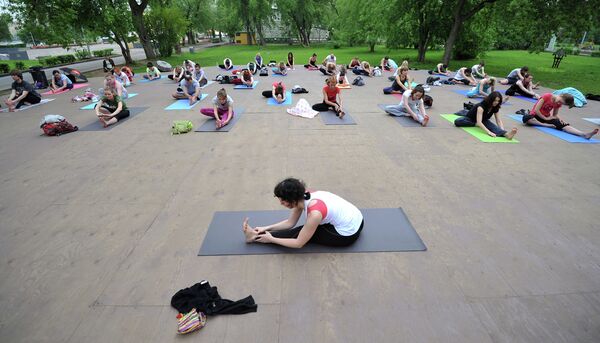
[267,91,292,105]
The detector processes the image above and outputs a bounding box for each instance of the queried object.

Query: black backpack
[247,62,257,74]
[259,67,269,76]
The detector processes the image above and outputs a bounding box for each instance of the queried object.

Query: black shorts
[522,114,569,130]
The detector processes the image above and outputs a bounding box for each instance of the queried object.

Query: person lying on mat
[273,62,288,76]
[304,53,318,69]
[312,76,345,118]
[504,73,539,100]
[522,93,598,139]
[500,66,529,85]
[384,85,429,126]
[168,66,185,82]
[4,70,42,112]
[286,52,295,70]
[262,81,286,104]
[50,69,73,93]
[219,58,233,70]
[242,178,364,248]
[172,73,201,105]
[200,88,234,129]
[232,69,254,87]
[101,73,128,99]
[447,67,475,85]
[466,76,496,98]
[383,66,412,94]
[336,66,350,86]
[347,57,361,69]
[454,92,518,140]
[143,62,161,80]
[95,89,129,128]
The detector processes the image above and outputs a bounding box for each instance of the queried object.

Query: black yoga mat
[320,110,357,125]
[78,107,149,131]
[198,208,426,256]
[377,104,436,127]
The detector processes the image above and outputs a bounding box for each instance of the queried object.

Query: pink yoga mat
[41,83,89,95]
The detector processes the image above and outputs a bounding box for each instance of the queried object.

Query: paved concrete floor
[0,67,599,343]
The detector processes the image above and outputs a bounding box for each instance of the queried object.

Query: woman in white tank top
[242,178,364,248]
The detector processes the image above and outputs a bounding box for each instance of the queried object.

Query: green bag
[171,120,193,135]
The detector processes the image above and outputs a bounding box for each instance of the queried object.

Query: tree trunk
[112,32,133,64]
[369,42,375,52]
[255,23,266,46]
[442,0,497,64]
[417,32,429,62]
[127,0,156,60]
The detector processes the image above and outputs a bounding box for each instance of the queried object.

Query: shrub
[75,49,91,60]
[15,62,26,70]
[592,51,600,57]
[43,57,60,66]
[0,63,9,74]
[570,48,579,55]
[92,49,113,57]
[56,55,76,64]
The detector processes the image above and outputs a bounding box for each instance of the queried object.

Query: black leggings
[312,102,340,113]
[16,93,42,109]
[448,78,470,85]
[262,90,284,98]
[505,84,534,98]
[304,62,317,68]
[271,220,363,247]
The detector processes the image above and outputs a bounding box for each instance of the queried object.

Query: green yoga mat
[440,114,519,143]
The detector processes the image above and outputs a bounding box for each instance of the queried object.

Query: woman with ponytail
[242,178,364,248]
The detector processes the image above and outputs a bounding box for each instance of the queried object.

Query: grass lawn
[133,44,600,94]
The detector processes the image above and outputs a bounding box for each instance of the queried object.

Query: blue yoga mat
[499,90,538,103]
[267,91,292,105]
[165,94,208,110]
[80,93,139,110]
[453,89,475,96]
[234,81,259,89]
[139,77,162,83]
[508,114,600,143]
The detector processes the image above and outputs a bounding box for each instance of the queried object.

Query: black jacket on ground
[171,280,257,315]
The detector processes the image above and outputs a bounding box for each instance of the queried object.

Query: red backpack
[42,120,78,136]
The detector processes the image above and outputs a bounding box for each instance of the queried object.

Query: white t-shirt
[304,191,363,236]
[212,95,233,111]
[400,89,423,113]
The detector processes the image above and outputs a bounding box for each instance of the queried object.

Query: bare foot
[339,111,345,119]
[242,218,258,243]
[503,96,510,103]
[583,128,599,140]
[505,127,518,140]
[421,116,429,127]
